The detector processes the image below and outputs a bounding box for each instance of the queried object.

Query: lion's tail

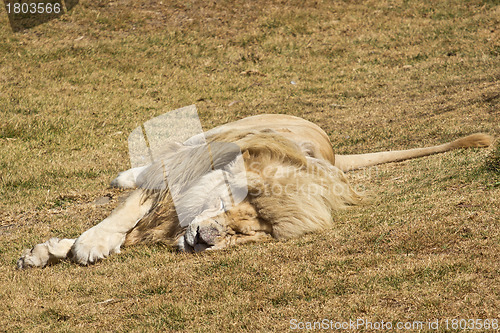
[334,133,494,172]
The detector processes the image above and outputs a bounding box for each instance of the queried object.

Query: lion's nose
[197,223,221,245]
[184,218,226,252]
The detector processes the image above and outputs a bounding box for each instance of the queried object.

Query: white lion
[17,114,493,268]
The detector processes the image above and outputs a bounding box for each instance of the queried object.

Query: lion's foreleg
[209,231,273,251]
[18,190,153,268]
[71,189,153,265]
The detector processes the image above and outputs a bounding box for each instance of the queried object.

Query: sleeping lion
[17,114,493,269]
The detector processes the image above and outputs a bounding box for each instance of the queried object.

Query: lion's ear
[242,151,251,159]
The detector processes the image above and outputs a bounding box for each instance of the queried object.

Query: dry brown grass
[1,0,499,331]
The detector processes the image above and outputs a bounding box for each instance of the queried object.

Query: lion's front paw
[182,218,229,252]
[71,228,124,265]
[17,243,51,269]
[17,238,73,269]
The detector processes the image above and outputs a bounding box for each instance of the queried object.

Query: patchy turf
[0,0,498,331]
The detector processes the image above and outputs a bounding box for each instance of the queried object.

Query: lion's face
[178,196,274,252]
[181,214,229,252]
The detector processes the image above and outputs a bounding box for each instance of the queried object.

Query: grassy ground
[1,0,499,331]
